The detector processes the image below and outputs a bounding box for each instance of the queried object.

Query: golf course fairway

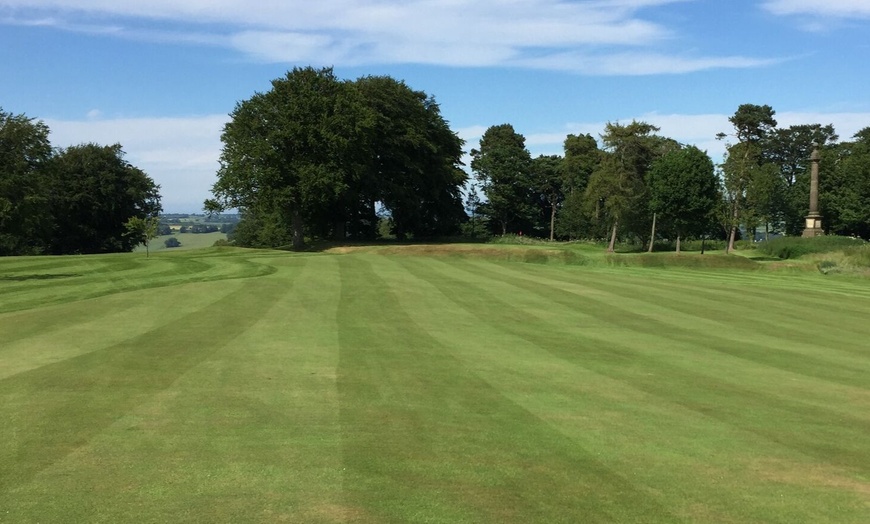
[1,245,869,523]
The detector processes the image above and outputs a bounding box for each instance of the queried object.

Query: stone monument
[802,142,824,237]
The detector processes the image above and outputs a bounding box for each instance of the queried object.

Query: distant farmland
[2,245,869,523]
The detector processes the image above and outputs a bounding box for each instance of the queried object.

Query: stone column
[802,142,824,237]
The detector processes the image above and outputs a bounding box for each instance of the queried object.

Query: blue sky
[2,0,870,212]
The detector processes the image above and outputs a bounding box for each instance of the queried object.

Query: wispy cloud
[44,114,228,212]
[1,0,772,75]
[762,0,870,18]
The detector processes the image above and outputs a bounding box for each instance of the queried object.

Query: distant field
[135,232,227,253]
[1,245,869,522]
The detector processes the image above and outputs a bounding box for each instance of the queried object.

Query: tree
[531,154,564,241]
[821,129,870,239]
[355,76,466,239]
[556,134,599,240]
[584,121,665,251]
[47,143,161,254]
[208,68,466,247]
[647,146,718,252]
[125,215,160,257]
[718,104,778,252]
[164,237,181,248]
[765,124,838,235]
[207,67,368,250]
[471,124,535,235]
[0,108,52,255]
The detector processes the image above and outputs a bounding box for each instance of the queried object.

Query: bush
[164,237,181,248]
[756,235,865,259]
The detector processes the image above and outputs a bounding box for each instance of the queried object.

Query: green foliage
[647,145,718,246]
[47,143,161,254]
[756,235,865,259]
[209,68,466,248]
[0,108,52,255]
[470,124,536,235]
[125,215,160,257]
[164,236,181,248]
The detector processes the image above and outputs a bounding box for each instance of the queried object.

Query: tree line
[210,68,870,251]
[470,104,870,250]
[1,108,161,256]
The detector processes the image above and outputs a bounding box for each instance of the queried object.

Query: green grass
[2,245,869,522]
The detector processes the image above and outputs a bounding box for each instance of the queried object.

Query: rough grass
[2,245,869,522]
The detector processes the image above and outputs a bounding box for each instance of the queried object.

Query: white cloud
[762,0,870,18]
[488,111,870,162]
[44,115,228,212]
[0,0,773,75]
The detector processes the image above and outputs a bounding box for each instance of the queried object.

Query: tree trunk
[501,221,507,236]
[765,222,769,242]
[726,201,738,254]
[701,236,706,255]
[648,212,656,253]
[334,220,346,242]
[676,233,681,254]
[607,219,618,253]
[292,211,304,251]
[549,204,556,241]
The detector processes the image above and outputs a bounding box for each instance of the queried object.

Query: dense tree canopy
[470,124,535,235]
[207,67,466,248]
[647,145,718,251]
[0,109,52,255]
[1,108,161,256]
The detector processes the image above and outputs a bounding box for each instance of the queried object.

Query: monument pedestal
[802,213,824,238]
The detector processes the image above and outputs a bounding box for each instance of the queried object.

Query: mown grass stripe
[389,255,870,521]
[0,276,288,494]
[336,254,675,523]
[397,256,870,467]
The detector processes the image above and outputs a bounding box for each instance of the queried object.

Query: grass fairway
[1,246,869,522]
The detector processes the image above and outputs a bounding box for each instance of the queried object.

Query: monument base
[802,214,824,238]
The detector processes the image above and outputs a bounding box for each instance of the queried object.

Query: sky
[2,0,870,212]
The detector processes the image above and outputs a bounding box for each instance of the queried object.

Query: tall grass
[756,235,865,259]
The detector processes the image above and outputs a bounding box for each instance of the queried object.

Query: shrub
[756,235,865,259]
[164,237,181,248]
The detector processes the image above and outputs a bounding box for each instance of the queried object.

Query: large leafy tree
[208,67,466,247]
[471,124,535,235]
[765,124,838,235]
[647,145,718,252]
[821,128,870,239]
[207,67,369,249]
[0,108,52,255]
[356,76,466,239]
[48,143,161,254]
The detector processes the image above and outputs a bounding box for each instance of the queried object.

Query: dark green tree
[470,124,535,235]
[355,76,466,240]
[765,124,838,235]
[584,121,665,251]
[531,154,564,241]
[0,108,52,255]
[821,128,870,239]
[647,146,718,252]
[556,134,599,240]
[48,143,161,254]
[718,104,778,251]
[207,67,370,249]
